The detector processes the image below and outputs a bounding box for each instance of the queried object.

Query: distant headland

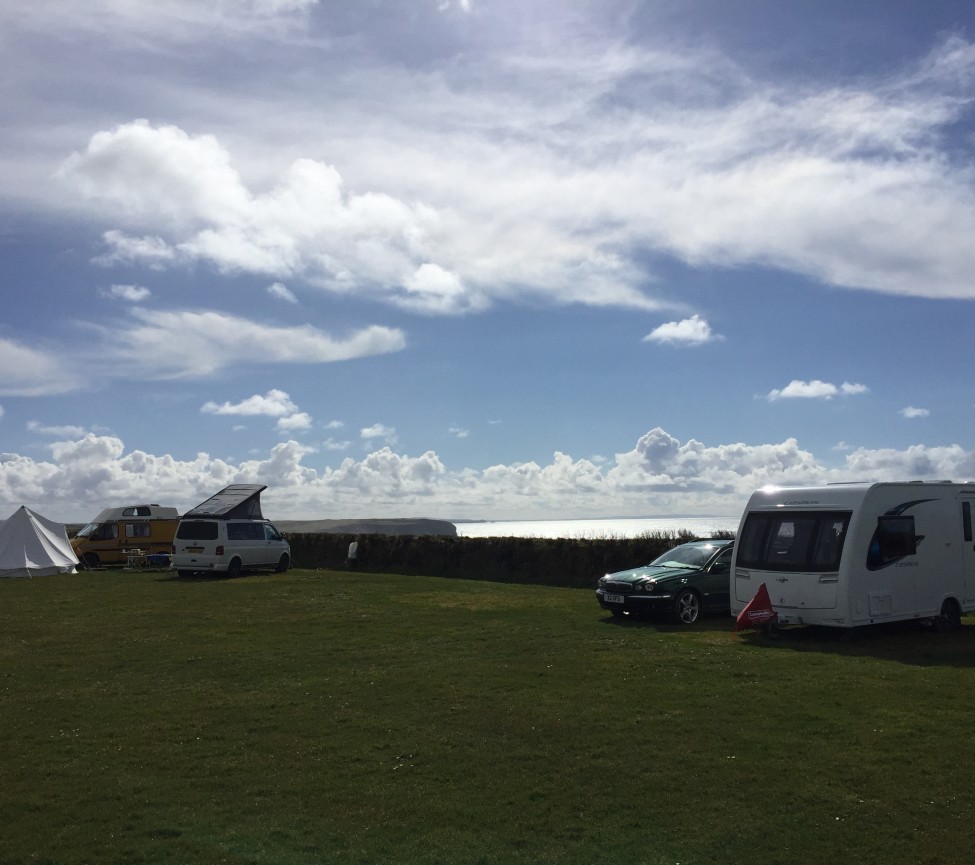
[275,518,457,536]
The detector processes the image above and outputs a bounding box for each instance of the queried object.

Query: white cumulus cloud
[276,412,313,433]
[2,427,973,522]
[900,406,930,418]
[361,423,398,446]
[202,389,299,417]
[767,380,869,401]
[643,315,718,346]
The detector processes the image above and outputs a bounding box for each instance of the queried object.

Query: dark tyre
[82,553,100,569]
[226,557,242,579]
[276,554,290,573]
[934,598,962,633]
[673,589,701,625]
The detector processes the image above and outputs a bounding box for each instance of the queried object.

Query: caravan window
[867,516,917,569]
[125,523,151,539]
[737,511,851,572]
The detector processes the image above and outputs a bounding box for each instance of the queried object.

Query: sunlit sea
[452,516,740,539]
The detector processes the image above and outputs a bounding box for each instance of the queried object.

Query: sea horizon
[452,515,740,539]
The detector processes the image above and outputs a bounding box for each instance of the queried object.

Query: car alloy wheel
[673,589,701,625]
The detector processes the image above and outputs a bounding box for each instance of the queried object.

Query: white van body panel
[731,482,975,628]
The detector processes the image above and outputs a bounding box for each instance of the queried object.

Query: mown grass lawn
[2,567,974,865]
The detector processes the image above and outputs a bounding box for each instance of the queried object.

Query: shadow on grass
[736,618,975,668]
[598,611,975,666]
[598,611,733,633]
[154,571,252,582]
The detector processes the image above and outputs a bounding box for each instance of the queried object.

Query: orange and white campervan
[72,504,180,568]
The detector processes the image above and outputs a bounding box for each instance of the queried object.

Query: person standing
[346,537,359,570]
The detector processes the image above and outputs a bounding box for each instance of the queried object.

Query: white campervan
[170,484,290,578]
[731,481,975,630]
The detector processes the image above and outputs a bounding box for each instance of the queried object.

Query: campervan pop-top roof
[183,484,267,520]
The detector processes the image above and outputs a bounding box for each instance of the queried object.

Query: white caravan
[731,482,975,630]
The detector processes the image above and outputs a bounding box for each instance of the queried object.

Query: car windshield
[647,544,716,570]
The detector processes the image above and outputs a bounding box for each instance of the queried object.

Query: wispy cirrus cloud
[51,33,975,317]
[0,337,84,396]
[267,282,298,303]
[27,420,88,438]
[94,308,405,379]
[100,283,151,302]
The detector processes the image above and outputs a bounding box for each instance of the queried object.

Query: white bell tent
[0,506,80,578]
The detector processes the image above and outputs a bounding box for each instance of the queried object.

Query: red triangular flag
[736,582,778,632]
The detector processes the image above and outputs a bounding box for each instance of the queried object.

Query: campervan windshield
[75,522,117,540]
[737,510,851,572]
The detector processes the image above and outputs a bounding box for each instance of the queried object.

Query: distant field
[2,568,974,865]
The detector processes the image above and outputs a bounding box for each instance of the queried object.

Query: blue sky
[2,0,975,523]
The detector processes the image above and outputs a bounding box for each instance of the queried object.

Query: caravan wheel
[934,598,962,633]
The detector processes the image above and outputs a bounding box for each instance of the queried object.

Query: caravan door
[960,495,975,606]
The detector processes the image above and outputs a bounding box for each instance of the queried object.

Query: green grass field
[2,567,974,865]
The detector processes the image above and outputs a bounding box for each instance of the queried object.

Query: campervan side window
[122,506,152,517]
[867,516,917,569]
[175,521,219,541]
[125,523,151,539]
[227,522,266,541]
[737,511,851,572]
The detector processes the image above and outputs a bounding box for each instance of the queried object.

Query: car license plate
[604,593,625,604]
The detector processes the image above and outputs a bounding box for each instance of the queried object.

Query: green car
[596,539,734,624]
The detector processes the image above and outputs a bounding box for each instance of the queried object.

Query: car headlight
[639,580,656,592]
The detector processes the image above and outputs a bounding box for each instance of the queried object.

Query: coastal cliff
[276,517,457,537]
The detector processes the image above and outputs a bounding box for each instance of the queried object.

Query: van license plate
[187,547,204,553]
[604,593,625,604]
